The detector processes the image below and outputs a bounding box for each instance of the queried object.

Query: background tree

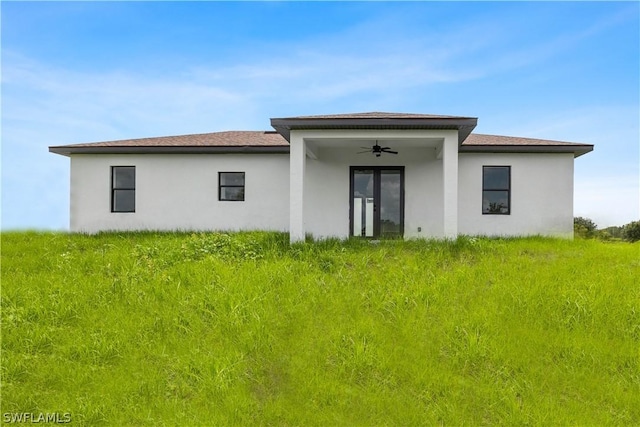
[574,217,597,238]
[600,225,624,239]
[622,221,640,242]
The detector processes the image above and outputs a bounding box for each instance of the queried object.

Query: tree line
[574,217,640,242]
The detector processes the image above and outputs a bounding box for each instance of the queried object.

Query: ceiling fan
[358,141,398,157]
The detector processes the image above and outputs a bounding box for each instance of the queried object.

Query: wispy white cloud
[6,1,630,142]
[2,51,260,141]
[462,3,638,77]
[3,21,496,148]
[183,2,637,108]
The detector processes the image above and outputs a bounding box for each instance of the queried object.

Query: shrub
[622,221,640,242]
[600,226,624,239]
[180,232,264,261]
[574,217,597,238]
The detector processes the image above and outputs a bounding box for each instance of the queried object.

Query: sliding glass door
[350,167,404,238]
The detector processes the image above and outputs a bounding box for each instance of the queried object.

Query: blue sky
[2,1,638,229]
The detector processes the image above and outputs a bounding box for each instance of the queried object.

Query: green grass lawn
[2,232,639,425]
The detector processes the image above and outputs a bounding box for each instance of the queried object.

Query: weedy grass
[1,231,639,425]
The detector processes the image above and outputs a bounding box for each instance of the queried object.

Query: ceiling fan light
[357,140,398,156]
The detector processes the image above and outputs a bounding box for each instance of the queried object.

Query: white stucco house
[49,112,593,242]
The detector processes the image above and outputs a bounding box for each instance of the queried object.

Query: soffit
[270,112,478,144]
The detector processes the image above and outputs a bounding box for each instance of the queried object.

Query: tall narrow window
[219,172,245,201]
[111,166,135,212]
[482,166,510,214]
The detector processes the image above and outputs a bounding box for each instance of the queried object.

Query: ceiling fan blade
[382,149,398,154]
[357,150,372,154]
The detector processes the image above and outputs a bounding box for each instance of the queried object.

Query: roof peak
[276,111,474,120]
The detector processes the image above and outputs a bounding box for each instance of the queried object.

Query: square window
[220,186,244,201]
[483,166,510,190]
[113,189,135,212]
[219,172,245,201]
[113,167,135,189]
[483,190,509,214]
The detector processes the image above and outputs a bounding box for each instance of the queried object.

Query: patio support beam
[305,142,318,160]
[289,132,306,243]
[442,133,459,238]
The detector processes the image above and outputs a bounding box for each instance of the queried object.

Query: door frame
[349,166,405,238]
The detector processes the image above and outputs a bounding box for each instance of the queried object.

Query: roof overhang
[459,144,594,158]
[48,145,290,157]
[270,116,478,144]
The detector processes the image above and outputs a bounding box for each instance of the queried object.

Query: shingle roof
[463,133,585,146]
[49,114,593,157]
[59,131,288,148]
[48,130,290,155]
[461,133,593,157]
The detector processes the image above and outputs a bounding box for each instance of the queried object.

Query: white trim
[289,132,306,243]
[442,133,459,238]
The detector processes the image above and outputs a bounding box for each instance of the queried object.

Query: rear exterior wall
[69,151,575,238]
[457,152,574,237]
[69,153,290,233]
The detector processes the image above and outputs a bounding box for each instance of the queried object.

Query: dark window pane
[220,187,244,201]
[483,190,509,214]
[220,172,244,186]
[113,189,135,212]
[483,167,509,190]
[380,171,401,236]
[353,170,373,198]
[352,170,374,237]
[114,167,135,189]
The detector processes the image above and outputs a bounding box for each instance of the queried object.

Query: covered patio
[269,113,478,242]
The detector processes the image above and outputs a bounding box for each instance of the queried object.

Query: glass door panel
[380,170,402,237]
[352,170,374,237]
